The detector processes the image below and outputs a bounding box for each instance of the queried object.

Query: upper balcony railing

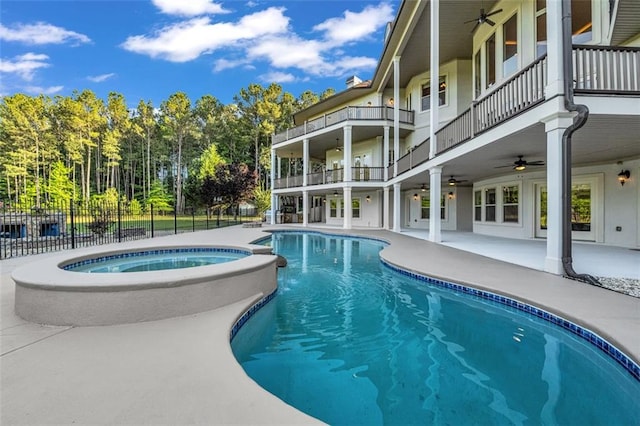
[434,45,639,156]
[436,54,548,155]
[272,106,415,145]
[573,45,640,94]
[273,167,386,189]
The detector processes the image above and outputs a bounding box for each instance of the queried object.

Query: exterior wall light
[413,193,419,200]
[448,191,455,200]
[366,195,371,203]
[333,190,339,197]
[618,170,630,186]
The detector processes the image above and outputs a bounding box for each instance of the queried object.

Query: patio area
[402,229,640,297]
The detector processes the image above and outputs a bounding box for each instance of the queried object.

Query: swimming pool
[232,232,639,425]
[63,248,249,273]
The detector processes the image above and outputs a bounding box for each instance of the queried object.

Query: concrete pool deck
[2,225,639,424]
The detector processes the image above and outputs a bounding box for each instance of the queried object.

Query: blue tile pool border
[62,247,251,271]
[240,230,640,382]
[380,258,640,382]
[230,289,278,340]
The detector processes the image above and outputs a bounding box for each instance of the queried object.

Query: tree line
[0,83,335,213]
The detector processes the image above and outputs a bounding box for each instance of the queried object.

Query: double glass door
[535,179,596,241]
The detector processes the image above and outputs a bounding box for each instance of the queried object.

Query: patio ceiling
[375,0,500,90]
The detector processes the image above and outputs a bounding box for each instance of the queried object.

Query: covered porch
[402,228,639,296]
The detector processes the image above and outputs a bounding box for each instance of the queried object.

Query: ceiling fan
[447,176,469,186]
[464,4,503,34]
[495,155,545,171]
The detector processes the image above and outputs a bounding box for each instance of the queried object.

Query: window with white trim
[486,34,496,88]
[485,188,496,222]
[420,194,446,220]
[474,50,482,98]
[502,185,519,223]
[536,0,547,58]
[352,198,360,219]
[421,76,447,111]
[330,199,337,218]
[503,13,518,77]
[474,190,482,221]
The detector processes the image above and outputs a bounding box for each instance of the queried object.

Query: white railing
[272,106,414,145]
[573,45,640,93]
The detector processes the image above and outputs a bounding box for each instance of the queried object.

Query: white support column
[383,186,390,230]
[343,126,352,182]
[271,194,279,225]
[544,0,565,99]
[383,126,390,181]
[343,187,352,229]
[277,157,282,179]
[429,0,440,159]
[429,166,442,242]
[270,148,276,225]
[302,190,309,227]
[302,138,309,187]
[393,183,401,232]
[393,56,400,177]
[542,113,574,274]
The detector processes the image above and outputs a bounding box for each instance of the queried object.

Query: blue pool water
[64,248,248,273]
[232,232,639,425]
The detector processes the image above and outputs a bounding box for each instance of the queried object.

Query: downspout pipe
[560,0,600,285]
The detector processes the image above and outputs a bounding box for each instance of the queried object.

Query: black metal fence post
[192,208,195,232]
[150,204,155,238]
[117,200,122,243]
[174,205,178,234]
[70,199,76,249]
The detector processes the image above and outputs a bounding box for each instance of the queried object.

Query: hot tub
[12,244,277,326]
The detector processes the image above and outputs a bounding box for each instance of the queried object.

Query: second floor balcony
[274,167,386,189]
[272,106,415,145]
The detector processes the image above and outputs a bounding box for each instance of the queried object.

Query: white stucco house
[269,0,639,278]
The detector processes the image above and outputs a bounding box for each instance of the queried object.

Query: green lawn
[69,213,260,235]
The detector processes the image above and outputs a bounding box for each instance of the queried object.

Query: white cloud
[0,52,50,81]
[313,3,394,46]
[121,8,289,62]
[247,36,325,71]
[24,85,64,95]
[333,56,379,74]
[213,58,250,72]
[124,3,392,82]
[87,73,115,83]
[0,22,91,45]
[152,0,228,17]
[260,71,296,84]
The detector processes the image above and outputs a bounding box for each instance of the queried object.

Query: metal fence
[0,200,259,259]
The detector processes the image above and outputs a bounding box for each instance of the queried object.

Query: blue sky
[0,0,396,106]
